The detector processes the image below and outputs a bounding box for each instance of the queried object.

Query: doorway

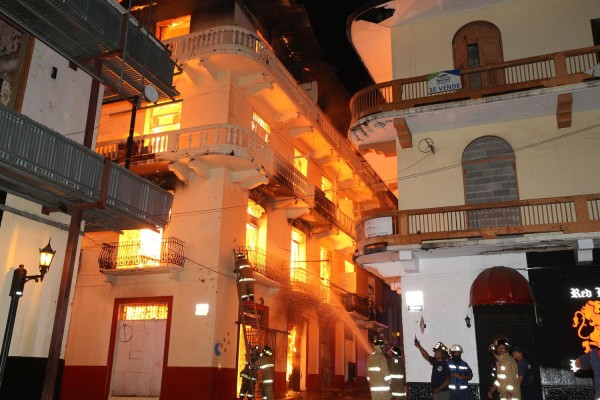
[107,297,172,400]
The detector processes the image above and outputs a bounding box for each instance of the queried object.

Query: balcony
[355,194,600,259]
[0,0,179,104]
[164,26,395,210]
[96,124,357,237]
[0,104,173,231]
[351,46,600,122]
[99,237,185,276]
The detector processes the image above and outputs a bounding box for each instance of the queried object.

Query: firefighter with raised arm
[253,346,275,400]
[239,346,259,400]
[234,252,255,302]
[366,338,392,399]
[388,346,407,398]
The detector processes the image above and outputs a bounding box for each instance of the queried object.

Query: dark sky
[300,0,375,94]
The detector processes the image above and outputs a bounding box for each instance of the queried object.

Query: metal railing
[163,26,396,209]
[99,237,185,270]
[0,103,172,229]
[357,194,600,247]
[272,153,310,197]
[350,45,600,122]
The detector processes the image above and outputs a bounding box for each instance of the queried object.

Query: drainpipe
[40,60,102,400]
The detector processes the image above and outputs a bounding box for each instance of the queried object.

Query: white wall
[401,252,527,384]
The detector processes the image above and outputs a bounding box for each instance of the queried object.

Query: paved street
[286,387,372,400]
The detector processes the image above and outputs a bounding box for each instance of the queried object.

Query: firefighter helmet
[449,344,463,353]
[496,337,511,349]
[391,346,402,357]
[262,346,273,356]
[433,341,449,355]
[373,338,385,347]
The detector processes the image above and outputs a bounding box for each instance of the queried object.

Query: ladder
[234,248,262,398]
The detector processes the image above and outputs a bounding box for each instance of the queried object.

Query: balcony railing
[0,0,179,103]
[99,237,185,271]
[340,293,370,319]
[357,194,600,247]
[0,103,172,231]
[163,26,396,209]
[351,45,600,122]
[96,123,272,169]
[272,154,310,198]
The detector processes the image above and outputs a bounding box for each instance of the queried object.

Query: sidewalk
[280,385,372,400]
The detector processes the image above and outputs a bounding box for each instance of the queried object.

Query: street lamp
[0,240,56,387]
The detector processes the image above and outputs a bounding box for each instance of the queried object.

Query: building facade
[0,0,176,398]
[348,0,600,398]
[58,1,401,400]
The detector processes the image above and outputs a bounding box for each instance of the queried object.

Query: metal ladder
[234,248,262,398]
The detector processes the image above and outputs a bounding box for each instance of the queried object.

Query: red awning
[470,266,534,306]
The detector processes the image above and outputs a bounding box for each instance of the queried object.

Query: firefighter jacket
[493,352,521,400]
[241,363,258,382]
[448,359,472,391]
[253,353,275,383]
[387,355,406,397]
[235,259,256,284]
[366,346,391,393]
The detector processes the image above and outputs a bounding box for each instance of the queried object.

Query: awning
[470,266,534,306]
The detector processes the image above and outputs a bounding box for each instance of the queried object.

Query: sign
[427,69,462,94]
[363,216,393,238]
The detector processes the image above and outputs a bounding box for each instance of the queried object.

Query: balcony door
[453,21,504,90]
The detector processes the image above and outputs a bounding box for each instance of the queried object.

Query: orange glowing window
[156,15,191,41]
[146,103,182,134]
[293,149,308,177]
[117,229,163,269]
[344,260,355,273]
[121,303,168,321]
[252,112,270,142]
[321,176,333,201]
[290,228,305,282]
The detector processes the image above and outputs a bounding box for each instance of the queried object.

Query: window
[117,229,163,268]
[453,21,503,89]
[252,112,270,142]
[321,176,333,202]
[146,103,182,134]
[290,228,306,282]
[462,136,519,229]
[320,247,331,302]
[293,149,308,177]
[156,15,190,40]
[344,260,354,273]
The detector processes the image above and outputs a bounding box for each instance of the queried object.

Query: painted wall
[397,110,600,210]
[401,253,527,385]
[390,0,600,79]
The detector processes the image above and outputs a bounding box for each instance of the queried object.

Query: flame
[286,326,297,382]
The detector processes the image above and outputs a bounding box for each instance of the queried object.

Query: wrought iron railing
[314,188,336,223]
[350,45,600,122]
[272,154,310,197]
[357,194,600,247]
[99,237,185,270]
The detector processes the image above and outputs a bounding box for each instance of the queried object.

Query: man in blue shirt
[576,345,600,400]
[447,344,473,400]
[512,345,535,400]
[415,337,451,400]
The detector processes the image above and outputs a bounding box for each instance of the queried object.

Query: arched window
[453,21,503,89]
[462,136,519,229]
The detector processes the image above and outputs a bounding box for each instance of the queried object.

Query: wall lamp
[0,240,56,387]
[465,315,471,328]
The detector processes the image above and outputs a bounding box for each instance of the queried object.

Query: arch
[462,136,519,229]
[453,21,504,89]
[462,136,518,205]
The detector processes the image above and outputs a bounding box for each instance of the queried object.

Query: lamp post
[0,240,56,388]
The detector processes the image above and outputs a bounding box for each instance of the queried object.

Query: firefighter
[488,338,520,400]
[447,344,473,400]
[253,346,275,400]
[234,252,255,302]
[388,346,406,398]
[366,338,392,399]
[239,346,259,400]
